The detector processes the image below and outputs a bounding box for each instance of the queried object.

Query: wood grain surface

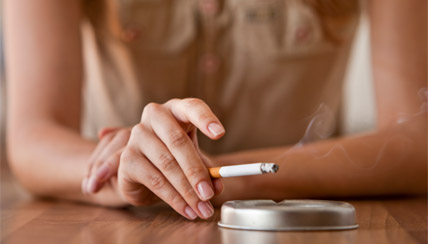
[1,172,427,244]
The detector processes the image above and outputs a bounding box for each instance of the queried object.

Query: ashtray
[218,199,358,231]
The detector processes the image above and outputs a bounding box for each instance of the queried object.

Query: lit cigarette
[209,163,279,178]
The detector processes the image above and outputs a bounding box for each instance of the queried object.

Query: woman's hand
[117,98,225,220]
[82,127,131,195]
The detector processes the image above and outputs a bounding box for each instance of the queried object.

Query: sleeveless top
[81,0,360,154]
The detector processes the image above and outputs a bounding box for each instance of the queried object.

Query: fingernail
[185,206,197,220]
[197,181,214,200]
[95,165,110,181]
[198,201,214,218]
[87,176,98,194]
[208,123,224,136]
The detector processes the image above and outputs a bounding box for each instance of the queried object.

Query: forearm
[7,121,123,206]
[213,115,427,203]
[7,121,92,196]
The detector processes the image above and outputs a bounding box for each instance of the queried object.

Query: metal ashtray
[218,200,358,231]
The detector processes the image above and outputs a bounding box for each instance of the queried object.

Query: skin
[4,0,426,220]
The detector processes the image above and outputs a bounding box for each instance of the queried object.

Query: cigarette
[208,163,279,178]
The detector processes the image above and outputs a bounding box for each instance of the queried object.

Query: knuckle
[120,148,135,165]
[170,194,184,207]
[182,187,197,201]
[149,175,165,190]
[168,130,188,147]
[157,153,176,171]
[197,112,213,123]
[143,102,161,116]
[166,98,180,105]
[130,124,142,135]
[184,98,203,108]
[185,167,206,180]
[130,124,146,140]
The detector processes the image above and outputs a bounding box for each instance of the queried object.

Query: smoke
[273,103,336,160]
[297,104,336,146]
[274,87,427,169]
[396,87,428,124]
[310,135,412,170]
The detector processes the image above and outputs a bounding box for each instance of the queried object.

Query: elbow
[6,131,47,197]
[7,152,40,197]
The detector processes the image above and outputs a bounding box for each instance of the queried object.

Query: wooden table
[1,173,427,244]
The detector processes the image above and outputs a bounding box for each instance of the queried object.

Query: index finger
[165,98,225,140]
[144,107,216,202]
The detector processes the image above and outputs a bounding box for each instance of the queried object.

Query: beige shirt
[81,0,360,154]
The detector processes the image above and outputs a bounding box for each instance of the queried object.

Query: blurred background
[0,4,375,173]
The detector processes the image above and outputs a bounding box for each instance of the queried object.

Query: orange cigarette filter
[209,167,221,178]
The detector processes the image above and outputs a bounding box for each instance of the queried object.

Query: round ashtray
[218,200,358,231]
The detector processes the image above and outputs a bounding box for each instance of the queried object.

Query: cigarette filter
[209,163,278,178]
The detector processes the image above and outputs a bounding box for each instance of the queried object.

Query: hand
[82,127,131,195]
[118,98,225,220]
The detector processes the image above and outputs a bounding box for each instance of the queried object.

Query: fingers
[86,151,122,194]
[142,104,215,202]
[212,178,224,195]
[119,148,208,220]
[165,98,225,140]
[85,132,115,177]
[98,127,120,139]
[89,98,224,220]
[83,129,130,194]
[130,124,215,219]
[82,133,115,194]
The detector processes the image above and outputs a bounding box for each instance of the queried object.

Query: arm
[5,0,225,217]
[4,0,123,206]
[212,0,427,204]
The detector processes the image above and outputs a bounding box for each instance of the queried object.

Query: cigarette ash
[261,163,279,174]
